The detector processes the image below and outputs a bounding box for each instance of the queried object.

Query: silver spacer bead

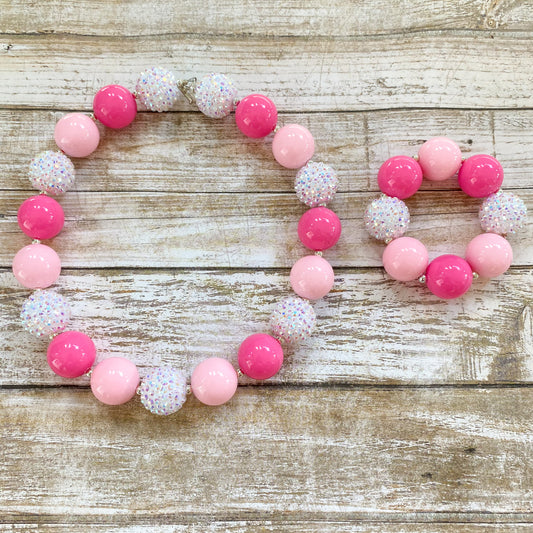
[412,154,419,161]
[186,385,192,395]
[32,239,41,244]
[384,238,392,245]
[85,369,93,378]
[418,274,427,284]
[273,124,282,133]
[237,368,244,378]
[136,385,141,395]
[473,272,479,279]
[314,251,323,256]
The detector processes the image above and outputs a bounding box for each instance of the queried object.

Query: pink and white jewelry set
[12,69,342,414]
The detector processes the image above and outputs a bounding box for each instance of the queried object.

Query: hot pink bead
[272,124,315,169]
[17,195,64,240]
[90,357,140,405]
[238,333,284,380]
[382,237,428,281]
[290,255,334,300]
[458,154,504,198]
[191,357,238,406]
[418,137,462,181]
[298,207,341,251]
[377,155,423,199]
[47,331,96,378]
[466,233,513,278]
[425,254,473,299]
[12,243,61,289]
[55,113,100,158]
[235,94,277,138]
[93,84,137,129]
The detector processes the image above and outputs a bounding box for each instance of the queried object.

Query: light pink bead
[298,207,341,251]
[382,237,428,281]
[466,233,513,278]
[426,254,473,299]
[377,156,423,199]
[191,357,238,406]
[458,154,504,198]
[90,357,140,405]
[272,124,315,169]
[238,333,284,380]
[290,255,334,300]
[93,84,137,129]
[12,243,61,289]
[418,137,462,181]
[54,113,100,158]
[235,94,277,138]
[17,195,64,240]
[47,331,96,378]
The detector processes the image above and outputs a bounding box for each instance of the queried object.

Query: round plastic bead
[458,154,504,198]
[12,243,61,289]
[382,237,429,281]
[466,233,513,278]
[295,161,339,207]
[93,84,137,129]
[238,333,284,380]
[190,357,238,406]
[195,73,238,118]
[364,195,410,242]
[139,367,188,415]
[55,113,100,158]
[17,195,65,240]
[290,255,334,300]
[28,151,75,195]
[269,296,316,345]
[272,124,315,169]
[235,94,277,138]
[298,207,341,251]
[135,67,179,112]
[425,254,473,299]
[479,190,527,235]
[91,357,140,405]
[377,155,423,199]
[418,137,462,181]
[47,331,96,378]
[21,289,70,338]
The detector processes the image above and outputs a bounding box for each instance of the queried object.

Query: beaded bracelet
[364,136,527,299]
[12,68,341,414]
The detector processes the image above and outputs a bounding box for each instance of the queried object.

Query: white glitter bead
[135,67,179,112]
[195,73,238,118]
[295,161,339,207]
[364,195,410,241]
[269,296,316,345]
[140,367,188,415]
[28,151,75,195]
[21,289,71,338]
[479,190,527,235]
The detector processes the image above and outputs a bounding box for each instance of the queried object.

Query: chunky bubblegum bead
[377,156,423,199]
[93,84,137,129]
[191,357,238,406]
[21,289,70,338]
[364,195,410,242]
[238,333,284,380]
[425,254,473,299]
[295,161,339,207]
[298,207,341,251]
[135,67,179,112]
[479,190,527,235]
[12,243,61,289]
[466,233,513,278]
[17,195,64,240]
[195,73,238,118]
[47,331,96,378]
[458,154,504,198]
[90,357,140,405]
[139,367,188,415]
[269,296,316,345]
[55,113,100,158]
[29,151,75,195]
[418,137,462,181]
[235,94,277,138]
[290,255,334,300]
[382,237,428,282]
[272,124,315,169]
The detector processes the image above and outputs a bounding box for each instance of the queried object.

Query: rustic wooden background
[1,0,533,531]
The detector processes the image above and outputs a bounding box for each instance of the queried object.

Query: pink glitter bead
[466,233,513,278]
[47,331,96,378]
[382,237,428,281]
[191,357,238,406]
[238,333,284,380]
[54,113,100,158]
[298,207,341,251]
[377,156,423,199]
[458,154,504,198]
[90,357,140,405]
[290,255,334,300]
[418,137,462,181]
[272,124,315,169]
[93,84,137,129]
[17,195,64,240]
[425,254,473,299]
[235,94,277,138]
[12,243,61,289]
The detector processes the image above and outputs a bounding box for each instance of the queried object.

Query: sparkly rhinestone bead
[28,151,75,195]
[364,195,410,241]
[21,289,70,338]
[269,296,316,345]
[295,161,339,207]
[135,67,179,112]
[140,367,188,415]
[195,73,238,118]
[479,190,527,235]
